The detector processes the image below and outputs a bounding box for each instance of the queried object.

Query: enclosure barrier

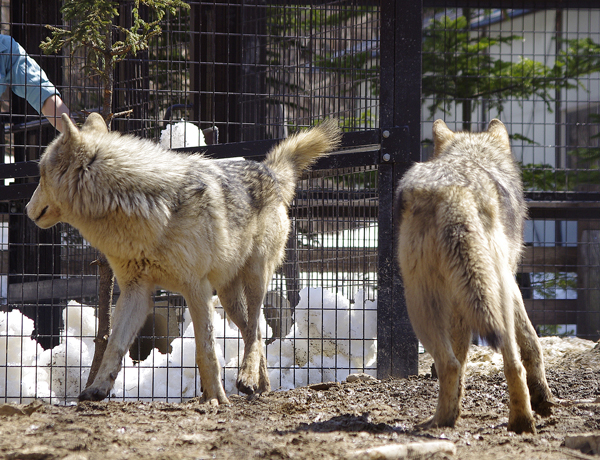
[0,0,598,403]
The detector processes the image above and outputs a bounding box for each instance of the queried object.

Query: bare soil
[0,344,599,460]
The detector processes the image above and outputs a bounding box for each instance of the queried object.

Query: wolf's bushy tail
[264,119,341,205]
[439,191,507,350]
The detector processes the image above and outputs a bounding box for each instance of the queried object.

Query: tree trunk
[85,254,114,388]
[102,55,114,123]
[462,8,472,132]
[462,99,472,132]
[86,42,116,389]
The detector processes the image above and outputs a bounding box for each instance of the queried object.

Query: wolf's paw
[414,416,437,430]
[236,374,259,396]
[199,393,230,406]
[529,384,555,417]
[415,414,456,431]
[237,367,271,396]
[508,413,536,434]
[531,397,555,418]
[78,387,109,402]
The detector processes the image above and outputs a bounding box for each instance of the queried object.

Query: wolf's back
[263,120,341,204]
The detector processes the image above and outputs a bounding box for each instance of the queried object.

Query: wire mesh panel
[0,1,598,405]
[193,1,380,141]
[0,0,383,403]
[421,5,600,340]
[0,1,96,402]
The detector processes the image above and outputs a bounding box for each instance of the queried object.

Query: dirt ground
[0,342,598,460]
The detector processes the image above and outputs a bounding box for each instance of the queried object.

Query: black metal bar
[0,152,384,203]
[377,0,422,380]
[263,0,379,5]
[3,117,51,133]
[0,184,38,202]
[527,202,600,220]
[0,161,39,180]
[377,0,397,381]
[423,0,598,8]
[391,0,424,378]
[179,129,381,159]
[525,191,600,202]
[198,1,243,143]
[313,149,380,170]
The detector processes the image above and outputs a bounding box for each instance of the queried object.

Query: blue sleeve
[2,36,60,114]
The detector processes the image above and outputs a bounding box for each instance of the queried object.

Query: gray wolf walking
[394,119,554,434]
[26,113,341,404]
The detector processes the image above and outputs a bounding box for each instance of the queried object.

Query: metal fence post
[377,0,422,379]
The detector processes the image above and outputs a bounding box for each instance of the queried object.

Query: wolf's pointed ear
[61,113,80,146]
[487,119,510,146]
[81,113,108,133]
[432,119,454,157]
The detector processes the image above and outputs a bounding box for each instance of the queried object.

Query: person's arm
[41,94,70,133]
[7,36,70,130]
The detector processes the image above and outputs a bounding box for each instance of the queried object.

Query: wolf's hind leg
[449,316,471,417]
[426,322,471,429]
[219,274,271,396]
[500,271,536,434]
[409,294,467,429]
[513,281,554,416]
[501,337,535,433]
[239,267,271,396]
[186,280,229,405]
[79,281,154,401]
[416,341,462,429]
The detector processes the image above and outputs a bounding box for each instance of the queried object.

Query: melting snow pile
[265,288,377,389]
[0,287,376,403]
[419,336,597,377]
[0,302,96,403]
[468,336,596,376]
[159,121,206,149]
[1,285,596,404]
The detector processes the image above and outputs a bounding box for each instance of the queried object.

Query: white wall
[422,9,600,168]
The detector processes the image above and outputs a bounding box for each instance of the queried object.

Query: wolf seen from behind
[26,113,341,404]
[394,119,554,434]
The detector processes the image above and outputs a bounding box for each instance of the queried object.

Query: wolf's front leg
[78,281,153,401]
